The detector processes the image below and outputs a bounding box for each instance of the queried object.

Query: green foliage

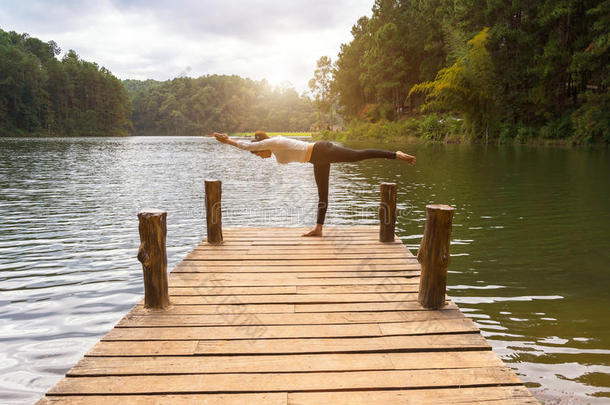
[326,0,610,143]
[514,126,537,144]
[410,28,499,142]
[309,56,336,128]
[571,91,610,143]
[539,115,573,140]
[315,114,464,143]
[418,114,445,142]
[126,77,315,135]
[0,29,132,136]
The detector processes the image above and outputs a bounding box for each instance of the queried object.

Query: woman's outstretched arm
[213,132,279,151]
[213,132,240,147]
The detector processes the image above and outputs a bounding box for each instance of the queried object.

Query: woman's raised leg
[320,143,415,165]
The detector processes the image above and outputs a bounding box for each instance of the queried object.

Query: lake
[0,136,608,404]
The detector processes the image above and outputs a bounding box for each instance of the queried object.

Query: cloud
[0,0,372,91]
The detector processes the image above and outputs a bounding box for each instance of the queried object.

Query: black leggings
[308,141,396,225]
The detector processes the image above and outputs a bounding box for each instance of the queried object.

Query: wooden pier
[37,183,537,404]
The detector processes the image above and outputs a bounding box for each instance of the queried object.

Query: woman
[213,131,415,236]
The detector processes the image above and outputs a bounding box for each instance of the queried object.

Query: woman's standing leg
[302,162,330,237]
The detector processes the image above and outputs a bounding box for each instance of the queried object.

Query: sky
[0,0,373,92]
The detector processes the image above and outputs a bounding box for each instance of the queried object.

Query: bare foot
[302,225,323,237]
[396,151,416,166]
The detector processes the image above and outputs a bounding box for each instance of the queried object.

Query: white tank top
[236,135,313,164]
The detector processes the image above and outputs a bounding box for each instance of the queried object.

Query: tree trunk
[417,204,455,309]
[137,209,169,309]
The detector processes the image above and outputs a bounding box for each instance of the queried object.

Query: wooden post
[417,204,455,309]
[205,179,223,244]
[136,209,169,309]
[378,183,397,242]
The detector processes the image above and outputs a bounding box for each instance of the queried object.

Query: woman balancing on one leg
[213,131,416,237]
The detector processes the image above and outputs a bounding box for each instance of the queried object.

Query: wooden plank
[222,226,377,232]
[68,351,501,376]
[70,354,390,376]
[130,304,296,315]
[294,301,458,313]
[172,271,421,279]
[172,263,420,273]
[288,386,537,405]
[36,387,537,405]
[105,318,477,341]
[195,243,409,249]
[168,286,297,295]
[89,333,489,356]
[251,240,407,246]
[169,292,421,305]
[194,245,406,252]
[185,252,412,260]
[169,271,419,280]
[296,284,418,294]
[87,340,199,356]
[37,393,287,405]
[170,272,416,281]
[194,333,490,355]
[294,272,419,279]
[221,229,378,234]
[117,309,465,327]
[129,301,457,315]
[193,244,409,251]
[169,275,418,287]
[180,258,413,266]
[204,232,393,238]
[104,323,385,340]
[203,239,404,244]
[296,271,417,278]
[47,367,520,395]
[219,232,380,237]
[214,230,392,237]
[167,284,420,296]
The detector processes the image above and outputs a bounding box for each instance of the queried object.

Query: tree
[410,28,500,141]
[333,17,370,120]
[308,56,335,128]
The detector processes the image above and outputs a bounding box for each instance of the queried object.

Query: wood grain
[37,226,535,405]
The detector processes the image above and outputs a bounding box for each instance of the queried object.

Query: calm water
[0,136,608,404]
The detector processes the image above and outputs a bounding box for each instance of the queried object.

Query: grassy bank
[230,132,313,137]
[312,114,608,146]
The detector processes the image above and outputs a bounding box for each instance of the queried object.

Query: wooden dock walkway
[37,226,536,404]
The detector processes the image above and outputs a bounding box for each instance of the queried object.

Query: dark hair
[253,130,269,142]
[250,130,270,155]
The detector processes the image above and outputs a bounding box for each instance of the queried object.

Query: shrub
[514,125,536,143]
[571,92,610,144]
[540,115,572,140]
[418,113,445,141]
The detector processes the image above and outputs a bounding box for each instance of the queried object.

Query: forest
[0,29,132,136]
[319,0,609,143]
[2,0,608,143]
[124,76,316,136]
[0,29,316,137]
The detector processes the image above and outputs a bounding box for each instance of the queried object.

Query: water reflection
[0,137,608,403]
